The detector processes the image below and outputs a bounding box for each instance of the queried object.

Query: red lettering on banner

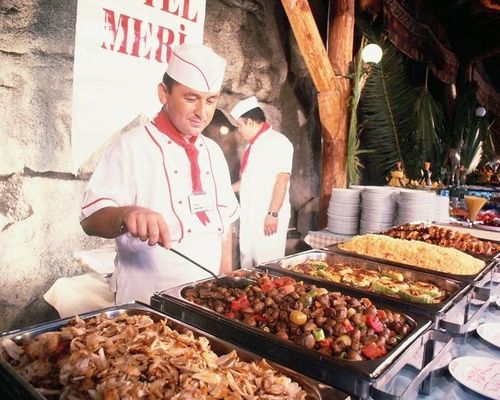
[155,23,186,62]
[101,8,188,64]
[101,8,129,54]
[131,19,152,59]
[142,0,199,22]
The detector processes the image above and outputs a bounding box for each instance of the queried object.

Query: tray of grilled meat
[256,250,485,334]
[326,230,498,288]
[0,302,350,400]
[151,270,451,400]
[382,223,500,263]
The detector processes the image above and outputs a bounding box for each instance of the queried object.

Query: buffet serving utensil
[169,247,253,289]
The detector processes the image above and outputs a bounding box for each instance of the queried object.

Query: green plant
[444,83,493,175]
[346,38,372,186]
[358,35,419,183]
[413,68,445,169]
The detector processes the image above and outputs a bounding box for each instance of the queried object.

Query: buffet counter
[9,225,499,400]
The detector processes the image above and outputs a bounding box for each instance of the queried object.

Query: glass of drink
[464,195,487,225]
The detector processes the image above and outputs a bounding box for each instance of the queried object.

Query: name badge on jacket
[188,192,213,213]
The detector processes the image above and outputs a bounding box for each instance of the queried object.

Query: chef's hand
[121,206,171,248]
[264,214,278,236]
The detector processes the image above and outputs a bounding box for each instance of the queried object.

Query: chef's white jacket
[239,127,293,268]
[81,122,239,304]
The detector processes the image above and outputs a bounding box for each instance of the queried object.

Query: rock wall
[0,0,320,331]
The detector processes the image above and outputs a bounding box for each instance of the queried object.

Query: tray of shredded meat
[0,302,350,400]
[256,250,485,334]
[151,271,451,400]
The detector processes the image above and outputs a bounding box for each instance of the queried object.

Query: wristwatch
[267,211,279,218]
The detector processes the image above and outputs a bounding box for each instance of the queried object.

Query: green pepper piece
[313,328,325,341]
[299,293,313,307]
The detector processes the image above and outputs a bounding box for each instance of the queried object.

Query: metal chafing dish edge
[326,242,498,292]
[256,249,484,334]
[0,302,350,400]
[151,273,451,400]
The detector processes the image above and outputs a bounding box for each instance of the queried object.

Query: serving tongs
[169,248,253,289]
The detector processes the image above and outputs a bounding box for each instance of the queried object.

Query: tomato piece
[225,312,235,319]
[260,279,275,293]
[230,295,250,311]
[342,319,354,332]
[274,276,295,288]
[253,313,267,322]
[319,338,333,348]
[377,309,387,320]
[366,314,384,333]
[362,342,382,360]
[281,283,296,295]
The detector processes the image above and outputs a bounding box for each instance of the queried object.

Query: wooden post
[320,0,354,226]
[281,0,354,228]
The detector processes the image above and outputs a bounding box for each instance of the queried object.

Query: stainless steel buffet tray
[257,250,488,334]
[0,302,349,400]
[151,272,451,400]
[326,242,498,288]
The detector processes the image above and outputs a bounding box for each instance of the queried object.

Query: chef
[230,96,294,268]
[80,43,240,304]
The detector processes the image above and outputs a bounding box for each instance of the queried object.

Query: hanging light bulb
[361,44,383,64]
[219,125,229,135]
[475,106,486,117]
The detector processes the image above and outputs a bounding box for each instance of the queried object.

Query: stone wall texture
[0,0,321,331]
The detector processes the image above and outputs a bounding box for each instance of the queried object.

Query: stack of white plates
[396,189,436,225]
[327,188,361,235]
[359,187,398,234]
[432,194,450,223]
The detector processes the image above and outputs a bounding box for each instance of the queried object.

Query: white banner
[71,0,206,172]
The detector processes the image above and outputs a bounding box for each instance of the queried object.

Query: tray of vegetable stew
[257,250,474,314]
[151,270,451,400]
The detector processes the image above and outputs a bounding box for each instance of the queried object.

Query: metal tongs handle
[169,248,219,280]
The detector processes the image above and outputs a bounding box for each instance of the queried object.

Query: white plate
[477,323,500,348]
[448,356,500,399]
[492,272,500,284]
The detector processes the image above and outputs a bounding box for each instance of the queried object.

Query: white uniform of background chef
[230,96,294,268]
[80,44,239,304]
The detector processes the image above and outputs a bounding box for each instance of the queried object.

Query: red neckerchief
[239,122,270,177]
[153,108,210,225]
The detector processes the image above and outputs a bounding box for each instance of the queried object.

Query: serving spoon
[169,248,253,289]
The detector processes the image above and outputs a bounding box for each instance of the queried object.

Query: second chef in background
[231,96,294,268]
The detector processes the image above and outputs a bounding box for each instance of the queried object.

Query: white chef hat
[230,96,260,120]
[166,43,226,93]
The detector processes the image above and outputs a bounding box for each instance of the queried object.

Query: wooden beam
[328,0,355,82]
[280,0,337,92]
[281,0,354,228]
[317,0,355,227]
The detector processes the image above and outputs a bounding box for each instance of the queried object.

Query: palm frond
[359,36,419,183]
[446,83,492,173]
[413,69,444,167]
[346,38,372,185]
